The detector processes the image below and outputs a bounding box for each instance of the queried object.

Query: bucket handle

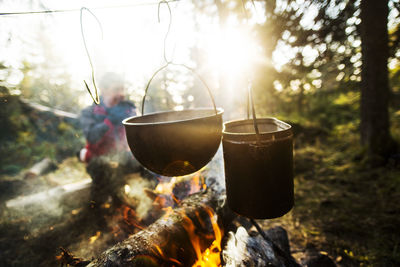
[141,62,218,115]
[246,84,261,141]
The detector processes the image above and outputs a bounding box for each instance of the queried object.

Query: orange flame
[122,205,144,230]
[188,173,206,195]
[111,204,145,239]
[152,245,183,266]
[192,207,222,267]
[151,172,207,210]
[180,206,222,267]
[89,231,101,244]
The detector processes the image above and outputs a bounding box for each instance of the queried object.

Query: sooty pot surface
[123,108,223,177]
[223,118,294,219]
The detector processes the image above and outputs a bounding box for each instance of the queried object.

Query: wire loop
[80,7,103,105]
[141,63,217,115]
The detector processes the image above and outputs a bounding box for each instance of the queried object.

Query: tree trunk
[360,0,396,159]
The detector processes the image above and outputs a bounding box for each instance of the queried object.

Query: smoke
[4,178,91,236]
[123,173,155,220]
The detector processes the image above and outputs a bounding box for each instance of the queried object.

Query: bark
[360,0,396,158]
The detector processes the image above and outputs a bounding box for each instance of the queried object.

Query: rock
[302,243,336,267]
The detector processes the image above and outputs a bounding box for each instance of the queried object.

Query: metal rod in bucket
[247,83,260,140]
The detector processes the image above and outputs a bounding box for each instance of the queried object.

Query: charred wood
[87,188,232,267]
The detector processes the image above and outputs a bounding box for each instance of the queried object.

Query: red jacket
[80,100,136,162]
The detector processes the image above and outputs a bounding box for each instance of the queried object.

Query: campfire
[52,151,307,267]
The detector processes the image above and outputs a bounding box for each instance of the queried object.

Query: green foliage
[0,94,84,175]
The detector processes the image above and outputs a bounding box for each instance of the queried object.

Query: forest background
[0,0,400,266]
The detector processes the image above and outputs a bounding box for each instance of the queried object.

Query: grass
[261,125,400,266]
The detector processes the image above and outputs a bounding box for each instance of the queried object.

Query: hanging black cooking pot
[222,118,294,219]
[123,63,223,177]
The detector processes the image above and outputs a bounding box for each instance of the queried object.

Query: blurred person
[79,72,136,163]
[78,72,140,213]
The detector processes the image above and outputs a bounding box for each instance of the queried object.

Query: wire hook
[158,0,172,64]
[241,0,260,140]
[80,7,103,105]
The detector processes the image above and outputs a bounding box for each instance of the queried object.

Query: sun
[204,26,260,79]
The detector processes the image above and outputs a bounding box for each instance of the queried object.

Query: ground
[0,158,156,266]
[260,130,400,267]
[0,129,399,266]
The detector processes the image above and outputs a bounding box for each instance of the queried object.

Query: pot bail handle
[141,62,218,115]
[246,83,261,141]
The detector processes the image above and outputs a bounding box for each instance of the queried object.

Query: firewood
[87,188,231,266]
[63,152,300,267]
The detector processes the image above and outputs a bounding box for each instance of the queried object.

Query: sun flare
[205,27,259,78]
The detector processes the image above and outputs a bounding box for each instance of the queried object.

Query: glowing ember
[89,231,101,244]
[188,173,206,195]
[111,204,146,240]
[122,205,144,230]
[152,245,182,266]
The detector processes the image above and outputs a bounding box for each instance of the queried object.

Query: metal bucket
[123,63,223,177]
[222,118,294,219]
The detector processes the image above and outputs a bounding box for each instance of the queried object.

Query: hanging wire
[80,7,103,105]
[141,0,217,115]
[0,0,180,16]
[158,0,172,64]
[141,64,217,115]
[141,63,169,114]
[241,0,260,138]
[248,82,260,137]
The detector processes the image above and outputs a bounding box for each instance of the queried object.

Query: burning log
[87,188,231,266]
[72,153,300,266]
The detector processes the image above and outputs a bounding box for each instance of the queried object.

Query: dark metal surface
[123,108,223,177]
[222,118,294,219]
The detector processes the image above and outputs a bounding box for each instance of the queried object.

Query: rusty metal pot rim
[223,118,292,137]
[123,107,224,126]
